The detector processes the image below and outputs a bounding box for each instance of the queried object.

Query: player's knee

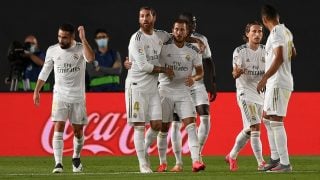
[196,104,209,115]
[250,124,260,131]
[270,116,283,122]
[73,130,83,139]
[182,117,195,126]
[54,121,65,132]
[150,120,162,131]
[160,123,170,132]
[262,111,270,120]
[73,125,84,138]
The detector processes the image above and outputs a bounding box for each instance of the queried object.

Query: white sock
[230,130,250,159]
[250,131,264,164]
[53,132,64,165]
[134,126,146,166]
[157,131,168,164]
[145,128,159,154]
[271,121,290,165]
[198,115,210,155]
[263,118,280,160]
[185,123,200,163]
[171,121,183,165]
[73,135,84,158]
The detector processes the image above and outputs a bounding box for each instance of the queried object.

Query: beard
[59,42,71,49]
[174,36,185,43]
[140,22,154,32]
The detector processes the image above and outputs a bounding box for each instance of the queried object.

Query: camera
[7,41,31,72]
[6,41,34,91]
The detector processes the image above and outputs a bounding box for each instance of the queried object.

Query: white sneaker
[72,158,83,173]
[140,164,153,173]
[52,163,63,173]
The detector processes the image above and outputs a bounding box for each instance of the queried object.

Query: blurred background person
[6,35,51,91]
[22,35,51,91]
[86,28,122,91]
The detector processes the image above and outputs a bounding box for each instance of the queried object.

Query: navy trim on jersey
[186,43,200,53]
[135,31,142,41]
[163,37,174,45]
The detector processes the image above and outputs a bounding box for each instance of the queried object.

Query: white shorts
[237,95,263,129]
[159,89,196,123]
[125,85,162,125]
[51,99,87,125]
[191,85,209,106]
[264,87,292,117]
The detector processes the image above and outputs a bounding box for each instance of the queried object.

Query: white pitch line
[5,172,142,176]
[3,170,319,176]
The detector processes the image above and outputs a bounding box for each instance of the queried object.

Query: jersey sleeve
[157,30,171,43]
[193,52,202,67]
[38,48,54,81]
[232,47,240,68]
[271,27,285,49]
[202,36,212,59]
[129,36,154,73]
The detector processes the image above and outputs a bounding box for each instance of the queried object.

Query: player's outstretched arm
[33,79,46,106]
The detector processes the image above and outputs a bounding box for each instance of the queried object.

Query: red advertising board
[0,92,319,156]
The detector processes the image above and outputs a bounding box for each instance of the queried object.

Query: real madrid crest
[138,48,143,54]
[185,55,191,61]
[73,54,80,60]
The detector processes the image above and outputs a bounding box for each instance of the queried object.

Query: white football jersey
[190,32,212,89]
[158,39,202,92]
[265,24,294,91]
[233,43,265,104]
[126,29,170,91]
[38,41,88,103]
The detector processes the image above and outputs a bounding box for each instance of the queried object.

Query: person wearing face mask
[86,28,122,91]
[20,35,51,91]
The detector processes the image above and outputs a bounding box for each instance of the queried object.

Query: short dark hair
[173,18,189,27]
[94,28,108,38]
[140,6,156,16]
[179,12,196,32]
[243,21,263,42]
[178,12,196,25]
[261,4,279,20]
[59,23,75,34]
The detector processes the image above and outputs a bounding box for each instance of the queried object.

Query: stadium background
[0,0,319,157]
[0,0,319,91]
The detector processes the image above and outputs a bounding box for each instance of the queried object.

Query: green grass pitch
[0,156,319,180]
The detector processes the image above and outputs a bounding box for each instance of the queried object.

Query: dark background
[0,0,319,91]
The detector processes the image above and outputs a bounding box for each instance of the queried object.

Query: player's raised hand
[78,26,86,42]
